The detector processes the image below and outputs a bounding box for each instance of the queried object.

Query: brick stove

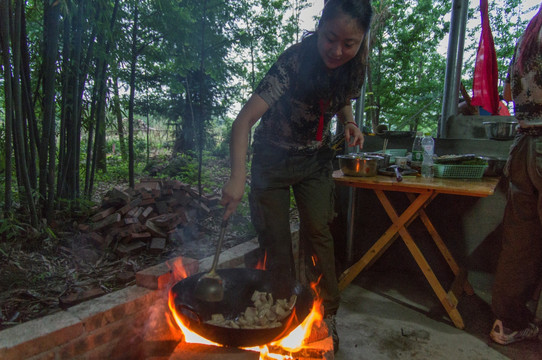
[141,260,335,360]
[166,336,333,360]
[138,296,334,360]
[0,242,332,360]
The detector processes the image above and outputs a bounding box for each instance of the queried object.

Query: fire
[167,293,220,346]
[169,257,190,283]
[166,257,327,360]
[267,296,324,349]
[255,251,268,270]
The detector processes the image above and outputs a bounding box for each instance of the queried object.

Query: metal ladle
[194,218,229,302]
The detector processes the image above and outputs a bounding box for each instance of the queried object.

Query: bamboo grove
[0,0,306,230]
[0,0,534,235]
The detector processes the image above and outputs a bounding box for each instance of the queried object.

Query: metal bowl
[477,156,507,177]
[483,121,517,140]
[365,152,391,169]
[337,153,383,177]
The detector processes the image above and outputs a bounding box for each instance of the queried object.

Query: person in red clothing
[490,3,542,345]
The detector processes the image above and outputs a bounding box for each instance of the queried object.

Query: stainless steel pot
[478,156,507,177]
[337,153,383,177]
[483,121,517,140]
[365,152,390,169]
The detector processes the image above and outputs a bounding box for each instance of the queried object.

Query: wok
[170,268,314,347]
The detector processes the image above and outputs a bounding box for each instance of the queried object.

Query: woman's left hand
[344,122,364,149]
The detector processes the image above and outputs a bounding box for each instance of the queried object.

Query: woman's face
[317,12,364,69]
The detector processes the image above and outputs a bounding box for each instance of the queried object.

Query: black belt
[518,127,542,136]
[254,143,326,156]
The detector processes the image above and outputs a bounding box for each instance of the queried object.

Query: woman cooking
[220,0,373,353]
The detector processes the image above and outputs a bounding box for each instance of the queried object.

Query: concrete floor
[333,269,542,360]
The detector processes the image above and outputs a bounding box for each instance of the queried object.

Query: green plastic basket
[375,149,407,163]
[433,164,488,179]
[385,149,407,157]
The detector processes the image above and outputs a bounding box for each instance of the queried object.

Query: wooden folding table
[333,171,500,329]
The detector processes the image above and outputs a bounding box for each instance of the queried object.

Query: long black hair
[295,0,373,106]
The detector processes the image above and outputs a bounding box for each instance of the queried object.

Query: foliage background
[0,0,537,234]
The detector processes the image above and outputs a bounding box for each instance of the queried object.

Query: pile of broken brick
[78,178,221,257]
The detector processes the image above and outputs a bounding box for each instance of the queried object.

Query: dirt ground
[0,201,256,332]
[0,159,257,332]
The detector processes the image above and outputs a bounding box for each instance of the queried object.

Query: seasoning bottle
[421,133,434,178]
[411,131,423,169]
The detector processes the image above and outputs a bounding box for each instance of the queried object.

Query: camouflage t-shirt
[253,42,361,153]
[507,35,542,126]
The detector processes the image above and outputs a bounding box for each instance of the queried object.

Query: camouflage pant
[492,134,542,330]
[249,146,340,315]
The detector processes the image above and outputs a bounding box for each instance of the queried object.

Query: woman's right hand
[220,175,246,220]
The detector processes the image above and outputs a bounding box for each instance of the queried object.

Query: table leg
[406,193,474,296]
[380,191,465,329]
[346,188,357,263]
[399,227,465,329]
[338,190,432,291]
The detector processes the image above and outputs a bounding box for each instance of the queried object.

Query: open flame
[166,257,326,359]
[255,251,268,270]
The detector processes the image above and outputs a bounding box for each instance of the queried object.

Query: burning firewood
[205,290,297,329]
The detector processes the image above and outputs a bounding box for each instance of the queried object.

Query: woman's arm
[221,94,269,220]
[336,102,364,149]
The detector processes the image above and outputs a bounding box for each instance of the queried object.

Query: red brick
[145,220,167,237]
[0,312,83,360]
[148,213,178,229]
[126,206,143,217]
[27,350,57,360]
[110,186,131,203]
[135,257,198,290]
[135,180,161,191]
[140,206,154,219]
[90,213,121,232]
[66,286,156,333]
[124,217,140,225]
[59,311,145,359]
[140,191,154,199]
[140,197,156,206]
[149,238,167,254]
[88,232,105,247]
[129,232,152,242]
[90,207,117,222]
[116,241,146,256]
[117,197,143,215]
[59,288,106,308]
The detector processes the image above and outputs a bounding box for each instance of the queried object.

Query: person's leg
[250,150,295,278]
[292,151,341,353]
[292,154,340,316]
[491,136,542,343]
